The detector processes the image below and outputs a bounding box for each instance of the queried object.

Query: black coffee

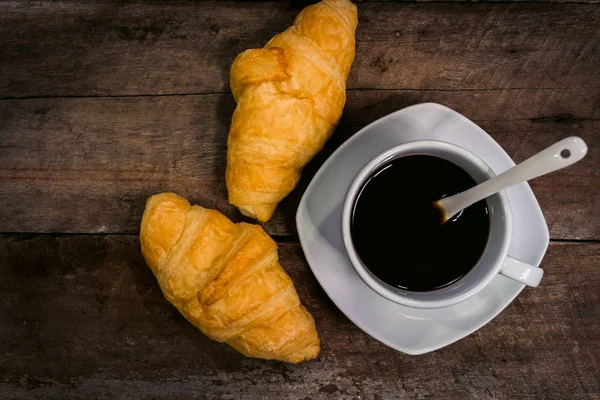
[350,154,490,292]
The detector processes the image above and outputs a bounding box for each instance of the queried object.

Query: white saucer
[296,102,549,355]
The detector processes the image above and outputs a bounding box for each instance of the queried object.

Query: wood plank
[1,89,598,239]
[1,235,598,398]
[1,2,599,98]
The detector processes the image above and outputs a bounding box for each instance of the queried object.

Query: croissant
[226,0,358,222]
[140,192,320,363]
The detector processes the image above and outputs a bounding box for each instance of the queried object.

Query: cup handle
[499,256,544,287]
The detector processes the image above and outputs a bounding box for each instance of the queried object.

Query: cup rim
[341,139,512,309]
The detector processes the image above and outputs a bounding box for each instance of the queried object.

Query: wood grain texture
[1,89,598,239]
[1,235,598,399]
[1,2,600,98]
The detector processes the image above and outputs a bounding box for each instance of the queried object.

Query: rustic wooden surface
[2,3,600,98]
[0,0,599,399]
[1,237,599,398]
[1,90,598,239]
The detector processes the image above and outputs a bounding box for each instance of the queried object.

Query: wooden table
[1,1,599,398]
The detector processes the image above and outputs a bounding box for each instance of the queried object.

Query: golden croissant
[140,192,320,363]
[227,0,358,222]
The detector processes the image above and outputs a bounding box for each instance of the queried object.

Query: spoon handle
[439,136,588,219]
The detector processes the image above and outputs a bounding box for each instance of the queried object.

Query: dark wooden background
[1,1,599,399]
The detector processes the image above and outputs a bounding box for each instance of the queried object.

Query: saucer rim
[296,102,550,355]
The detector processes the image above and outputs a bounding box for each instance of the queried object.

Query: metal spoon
[435,136,588,223]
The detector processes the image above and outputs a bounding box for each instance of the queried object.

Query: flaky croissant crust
[140,193,320,363]
[227,0,358,222]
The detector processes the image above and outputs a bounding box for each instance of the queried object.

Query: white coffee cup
[341,140,544,309]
